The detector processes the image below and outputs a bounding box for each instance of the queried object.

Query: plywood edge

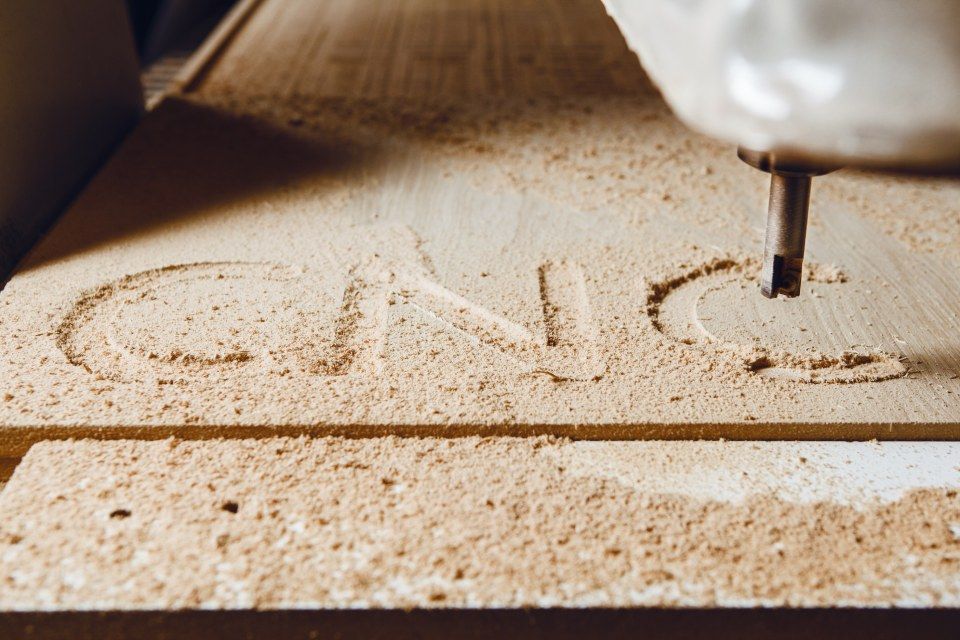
[1,608,958,640]
[163,0,265,101]
[0,422,957,456]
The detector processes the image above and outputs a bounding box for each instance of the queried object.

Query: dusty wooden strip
[2,423,960,459]
[192,0,652,98]
[167,0,266,98]
[0,437,958,610]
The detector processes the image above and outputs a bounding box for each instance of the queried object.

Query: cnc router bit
[738,149,836,299]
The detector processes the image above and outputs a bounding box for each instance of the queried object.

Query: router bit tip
[760,173,811,299]
[738,148,837,300]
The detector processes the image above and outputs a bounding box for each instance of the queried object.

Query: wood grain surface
[192,0,650,98]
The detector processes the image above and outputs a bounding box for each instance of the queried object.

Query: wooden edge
[1,608,958,640]
[0,457,19,482]
[0,421,958,456]
[162,0,265,101]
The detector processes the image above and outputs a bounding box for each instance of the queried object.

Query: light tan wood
[191,0,652,98]
[0,0,959,454]
[2,437,958,609]
[167,0,266,100]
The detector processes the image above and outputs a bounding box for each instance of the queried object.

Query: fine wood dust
[645,255,906,384]
[199,93,960,260]
[0,437,958,609]
[1,95,959,441]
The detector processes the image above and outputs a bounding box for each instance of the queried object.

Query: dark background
[126,0,235,63]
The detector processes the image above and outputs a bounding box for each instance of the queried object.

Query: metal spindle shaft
[760,174,812,298]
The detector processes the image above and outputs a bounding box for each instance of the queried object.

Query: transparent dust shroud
[602,0,960,168]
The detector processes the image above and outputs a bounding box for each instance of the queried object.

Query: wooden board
[1,0,960,453]
[1,437,958,610]
[191,0,651,98]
